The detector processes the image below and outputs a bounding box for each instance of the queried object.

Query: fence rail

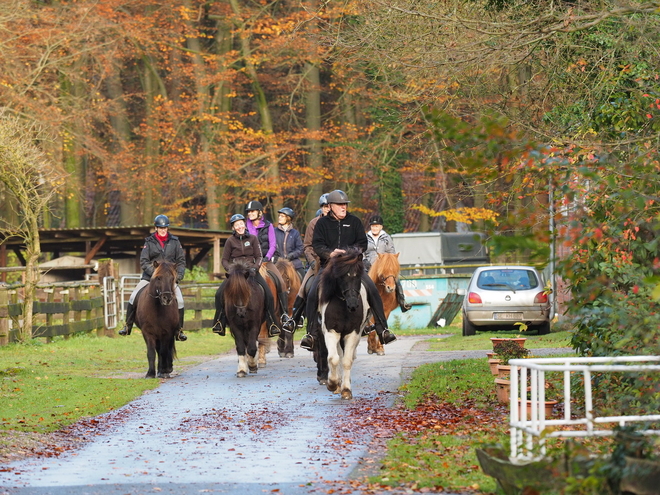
[0,280,220,346]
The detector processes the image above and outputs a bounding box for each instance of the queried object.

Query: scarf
[155,231,169,249]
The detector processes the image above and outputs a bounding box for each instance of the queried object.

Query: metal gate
[102,276,118,329]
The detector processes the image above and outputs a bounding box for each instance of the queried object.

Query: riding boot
[268,318,281,338]
[279,291,295,333]
[283,296,305,332]
[212,309,227,336]
[119,303,135,336]
[374,318,397,345]
[176,309,187,341]
[396,281,412,313]
[300,314,317,351]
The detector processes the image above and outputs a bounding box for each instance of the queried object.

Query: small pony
[366,252,402,355]
[215,261,265,377]
[275,258,301,358]
[134,260,179,379]
[316,247,370,400]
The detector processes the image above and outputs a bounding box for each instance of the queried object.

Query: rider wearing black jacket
[299,190,397,351]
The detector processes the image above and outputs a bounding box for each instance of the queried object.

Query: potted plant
[494,341,530,404]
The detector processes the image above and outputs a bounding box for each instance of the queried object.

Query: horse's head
[150,260,177,306]
[322,247,364,312]
[226,260,254,318]
[372,252,400,294]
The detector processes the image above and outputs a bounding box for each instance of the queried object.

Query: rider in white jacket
[364,215,411,313]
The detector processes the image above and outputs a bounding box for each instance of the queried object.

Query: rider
[212,214,283,337]
[274,207,305,280]
[365,214,411,313]
[119,214,187,341]
[299,190,397,350]
[245,200,295,330]
[282,193,330,332]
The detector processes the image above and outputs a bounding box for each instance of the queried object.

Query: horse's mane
[152,260,177,279]
[320,247,364,304]
[368,252,400,280]
[224,261,253,306]
[275,258,298,286]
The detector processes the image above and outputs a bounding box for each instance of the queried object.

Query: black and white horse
[316,248,370,399]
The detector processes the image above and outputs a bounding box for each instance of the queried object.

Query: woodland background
[0,0,659,242]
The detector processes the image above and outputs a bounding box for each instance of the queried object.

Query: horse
[215,261,265,377]
[315,247,370,400]
[256,262,288,367]
[275,258,301,358]
[134,260,179,379]
[366,252,401,356]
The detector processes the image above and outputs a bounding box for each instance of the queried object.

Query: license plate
[493,312,523,320]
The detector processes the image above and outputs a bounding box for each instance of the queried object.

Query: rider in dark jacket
[119,214,188,341]
[212,214,285,338]
[274,207,305,279]
[298,190,397,350]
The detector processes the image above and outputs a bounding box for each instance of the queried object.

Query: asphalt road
[0,334,488,495]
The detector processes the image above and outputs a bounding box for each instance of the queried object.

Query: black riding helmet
[245,200,263,212]
[278,207,295,219]
[369,215,384,226]
[154,214,170,227]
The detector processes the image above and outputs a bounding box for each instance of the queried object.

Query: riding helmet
[154,214,170,227]
[230,213,245,225]
[369,215,384,226]
[245,200,263,212]
[326,189,350,204]
[319,193,329,207]
[278,207,295,219]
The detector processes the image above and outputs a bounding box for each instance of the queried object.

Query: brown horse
[134,260,179,378]
[366,253,401,356]
[218,261,265,377]
[275,258,301,358]
[256,262,287,367]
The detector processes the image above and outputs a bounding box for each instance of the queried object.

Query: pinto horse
[134,260,179,379]
[366,253,401,356]
[275,258,301,358]
[215,261,265,377]
[316,248,370,400]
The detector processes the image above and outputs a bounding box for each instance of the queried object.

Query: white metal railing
[119,275,141,320]
[509,356,660,460]
[102,276,118,329]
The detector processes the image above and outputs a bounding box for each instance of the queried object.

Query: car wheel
[537,321,550,335]
[462,313,477,336]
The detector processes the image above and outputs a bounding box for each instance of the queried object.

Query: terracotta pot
[518,399,558,417]
[490,337,527,350]
[497,364,511,379]
[495,378,510,404]
[488,358,501,376]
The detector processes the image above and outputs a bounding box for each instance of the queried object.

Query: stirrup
[176,330,187,342]
[300,334,314,351]
[379,329,397,345]
[362,324,375,337]
[281,315,295,333]
[212,320,226,336]
[400,303,412,313]
[119,325,131,336]
[268,324,281,337]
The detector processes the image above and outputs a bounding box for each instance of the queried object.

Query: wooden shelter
[0,226,232,278]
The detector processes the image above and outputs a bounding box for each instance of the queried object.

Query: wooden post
[0,288,8,346]
[45,288,55,343]
[194,286,202,330]
[63,288,71,340]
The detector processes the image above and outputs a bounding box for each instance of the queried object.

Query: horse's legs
[236,355,248,378]
[144,339,156,379]
[248,327,259,373]
[340,332,361,400]
[324,329,341,393]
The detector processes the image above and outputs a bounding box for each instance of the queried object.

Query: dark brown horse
[315,248,370,400]
[275,258,301,358]
[134,260,179,379]
[366,252,401,356]
[216,261,265,377]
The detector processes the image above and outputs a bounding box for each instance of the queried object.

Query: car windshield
[477,269,539,290]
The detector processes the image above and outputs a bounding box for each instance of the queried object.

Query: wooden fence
[0,281,220,346]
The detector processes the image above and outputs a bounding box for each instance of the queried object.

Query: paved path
[0,336,568,495]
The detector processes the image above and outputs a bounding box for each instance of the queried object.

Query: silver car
[462,265,551,336]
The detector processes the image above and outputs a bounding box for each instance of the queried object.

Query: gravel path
[0,335,570,495]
